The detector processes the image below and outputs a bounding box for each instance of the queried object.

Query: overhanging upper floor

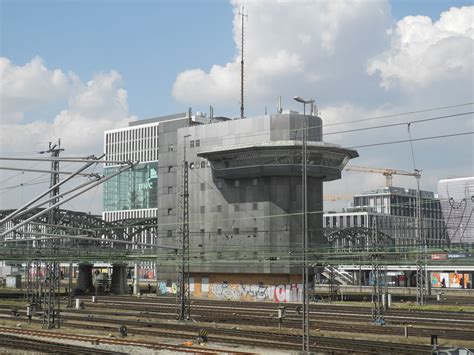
[198,140,358,181]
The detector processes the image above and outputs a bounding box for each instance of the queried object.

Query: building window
[190,140,194,148]
[253,178,258,186]
[195,139,200,147]
[252,202,258,210]
[346,216,351,227]
[167,208,173,215]
[339,216,344,227]
[200,183,205,191]
[233,227,239,235]
[167,230,173,238]
[235,180,240,188]
[200,161,206,168]
[325,217,330,227]
[234,204,240,212]
[217,204,222,212]
[217,228,222,235]
[217,181,223,189]
[168,186,173,194]
[354,215,359,226]
[168,144,174,152]
[200,206,205,213]
[168,166,173,173]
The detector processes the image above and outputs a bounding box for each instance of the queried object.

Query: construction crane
[344,165,421,187]
[323,194,353,203]
[323,194,354,210]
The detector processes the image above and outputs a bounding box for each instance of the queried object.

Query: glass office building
[103,119,162,222]
[103,162,158,212]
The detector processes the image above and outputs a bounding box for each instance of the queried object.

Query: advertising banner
[449,273,470,288]
[431,272,449,288]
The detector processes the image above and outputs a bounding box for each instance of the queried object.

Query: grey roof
[129,112,187,127]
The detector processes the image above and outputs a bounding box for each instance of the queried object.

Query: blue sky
[1,0,235,119]
[0,0,472,211]
[2,0,471,120]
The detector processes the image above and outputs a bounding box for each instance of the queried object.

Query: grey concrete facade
[154,112,358,278]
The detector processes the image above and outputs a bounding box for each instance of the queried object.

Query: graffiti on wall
[211,282,303,302]
[157,281,177,295]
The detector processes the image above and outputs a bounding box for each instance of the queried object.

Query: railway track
[0,317,434,354]
[1,294,472,353]
[2,297,474,342]
[0,332,124,354]
[0,326,243,354]
[75,297,474,327]
[0,312,472,350]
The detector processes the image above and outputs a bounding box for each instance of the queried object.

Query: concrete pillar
[110,264,128,295]
[133,263,140,296]
[75,263,93,294]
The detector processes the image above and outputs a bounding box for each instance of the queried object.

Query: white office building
[437,177,474,243]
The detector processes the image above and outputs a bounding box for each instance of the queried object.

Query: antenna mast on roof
[239,4,248,119]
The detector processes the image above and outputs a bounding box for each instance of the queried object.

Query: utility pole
[42,140,63,328]
[294,96,314,353]
[415,170,427,305]
[177,135,191,320]
[371,218,385,325]
[239,5,248,119]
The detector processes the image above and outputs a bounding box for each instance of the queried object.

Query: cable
[348,131,473,149]
[103,104,474,159]
[324,111,473,136]
[323,102,474,128]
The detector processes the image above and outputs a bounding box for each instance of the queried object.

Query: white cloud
[0,57,135,212]
[171,0,472,200]
[0,58,133,155]
[0,56,77,123]
[172,0,391,109]
[368,6,474,89]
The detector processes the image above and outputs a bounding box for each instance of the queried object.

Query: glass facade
[103,162,158,212]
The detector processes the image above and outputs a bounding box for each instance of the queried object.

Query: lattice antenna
[239,4,248,119]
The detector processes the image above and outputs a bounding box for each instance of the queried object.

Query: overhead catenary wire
[348,131,473,149]
[2,104,471,235]
[101,102,474,162]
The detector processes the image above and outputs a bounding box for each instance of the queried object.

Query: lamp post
[293,96,315,353]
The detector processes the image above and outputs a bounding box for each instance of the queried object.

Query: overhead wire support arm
[0,161,136,238]
[0,155,105,225]
[0,166,100,177]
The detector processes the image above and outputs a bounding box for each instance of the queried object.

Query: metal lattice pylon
[176,136,190,321]
[42,141,63,329]
[371,218,385,325]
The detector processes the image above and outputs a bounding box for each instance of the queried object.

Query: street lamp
[293,95,315,353]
